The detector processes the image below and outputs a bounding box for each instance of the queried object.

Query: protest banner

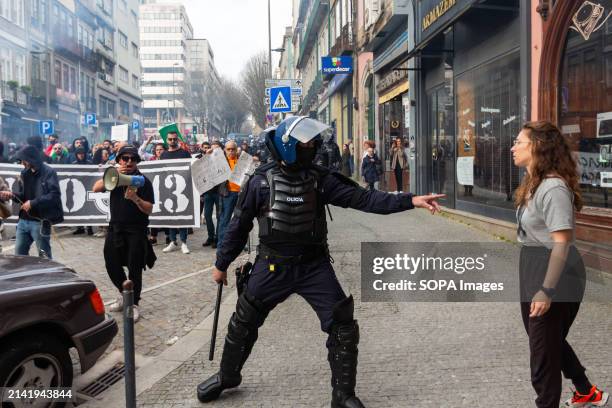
[228,152,254,187]
[0,159,200,228]
[191,148,231,194]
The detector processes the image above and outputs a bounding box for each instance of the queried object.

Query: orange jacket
[227,157,240,192]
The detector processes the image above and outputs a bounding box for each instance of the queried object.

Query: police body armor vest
[257,166,327,248]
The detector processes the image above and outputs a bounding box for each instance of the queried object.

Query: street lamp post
[268,0,272,77]
[172,63,178,122]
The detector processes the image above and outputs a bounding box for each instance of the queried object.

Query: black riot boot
[327,296,365,408]
[197,292,268,403]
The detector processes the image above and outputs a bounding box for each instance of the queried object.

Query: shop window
[559,0,612,208]
[455,52,521,209]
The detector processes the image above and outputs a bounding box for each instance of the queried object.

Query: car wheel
[0,334,73,408]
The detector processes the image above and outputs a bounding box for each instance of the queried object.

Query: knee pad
[330,320,360,349]
[227,291,269,343]
[332,295,354,323]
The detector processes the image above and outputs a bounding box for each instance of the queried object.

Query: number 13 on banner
[151,174,189,213]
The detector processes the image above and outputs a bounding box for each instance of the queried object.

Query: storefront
[373,22,409,192]
[377,67,409,191]
[537,0,612,268]
[410,0,524,220]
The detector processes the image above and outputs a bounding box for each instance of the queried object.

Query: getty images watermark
[360,242,611,302]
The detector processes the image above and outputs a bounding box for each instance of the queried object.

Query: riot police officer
[315,128,342,170]
[197,116,444,407]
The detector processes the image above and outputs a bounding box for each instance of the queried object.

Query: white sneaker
[181,243,190,254]
[399,190,404,193]
[133,305,140,322]
[163,242,178,253]
[108,297,123,312]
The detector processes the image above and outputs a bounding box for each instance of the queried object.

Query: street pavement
[2,205,610,407]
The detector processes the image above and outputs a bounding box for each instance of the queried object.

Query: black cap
[116,146,141,162]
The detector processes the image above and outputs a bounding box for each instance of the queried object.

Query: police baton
[209,282,223,361]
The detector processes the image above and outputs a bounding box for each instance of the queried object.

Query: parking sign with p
[39,120,54,136]
[84,112,97,126]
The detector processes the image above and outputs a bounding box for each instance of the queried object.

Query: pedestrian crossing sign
[269,86,292,113]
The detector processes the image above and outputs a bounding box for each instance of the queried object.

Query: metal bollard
[122,280,136,408]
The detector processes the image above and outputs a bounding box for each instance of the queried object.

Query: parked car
[0,255,118,405]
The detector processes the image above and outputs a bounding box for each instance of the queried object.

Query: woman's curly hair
[514,121,583,211]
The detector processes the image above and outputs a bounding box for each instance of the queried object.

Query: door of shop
[427,85,455,207]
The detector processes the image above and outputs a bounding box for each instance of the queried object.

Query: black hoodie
[13,145,63,224]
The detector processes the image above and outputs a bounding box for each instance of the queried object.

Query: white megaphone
[103,166,145,191]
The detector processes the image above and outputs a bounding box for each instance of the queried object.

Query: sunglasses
[167,138,178,142]
[119,155,137,163]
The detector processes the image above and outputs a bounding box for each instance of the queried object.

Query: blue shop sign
[321,56,353,74]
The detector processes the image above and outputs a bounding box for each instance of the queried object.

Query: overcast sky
[181,0,294,81]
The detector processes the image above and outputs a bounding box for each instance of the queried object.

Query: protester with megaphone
[93,146,156,322]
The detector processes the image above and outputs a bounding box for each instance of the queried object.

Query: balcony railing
[330,25,354,57]
[0,82,30,106]
[297,0,329,68]
[52,31,81,59]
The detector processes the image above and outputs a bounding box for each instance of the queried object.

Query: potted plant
[7,80,19,90]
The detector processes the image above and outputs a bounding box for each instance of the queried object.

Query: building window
[14,53,25,86]
[0,0,10,21]
[67,13,73,37]
[119,66,128,82]
[54,59,61,88]
[119,0,127,12]
[130,9,137,24]
[120,99,129,117]
[100,96,115,118]
[335,1,341,41]
[98,25,113,49]
[559,0,612,208]
[62,63,69,92]
[455,52,521,209]
[132,74,139,89]
[0,0,24,27]
[0,48,9,82]
[131,42,138,58]
[69,66,76,94]
[119,31,128,48]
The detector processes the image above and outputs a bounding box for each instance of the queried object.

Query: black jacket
[215,162,414,271]
[361,154,383,183]
[12,145,64,224]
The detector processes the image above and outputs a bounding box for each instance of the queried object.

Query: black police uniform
[197,159,415,407]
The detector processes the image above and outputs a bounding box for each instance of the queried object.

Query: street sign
[264,95,300,106]
[265,87,302,97]
[38,120,54,135]
[84,112,97,126]
[132,120,140,130]
[269,86,292,113]
[265,78,302,88]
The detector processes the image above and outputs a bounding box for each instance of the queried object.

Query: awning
[373,32,408,73]
[1,103,48,122]
[379,81,409,104]
[327,74,351,97]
